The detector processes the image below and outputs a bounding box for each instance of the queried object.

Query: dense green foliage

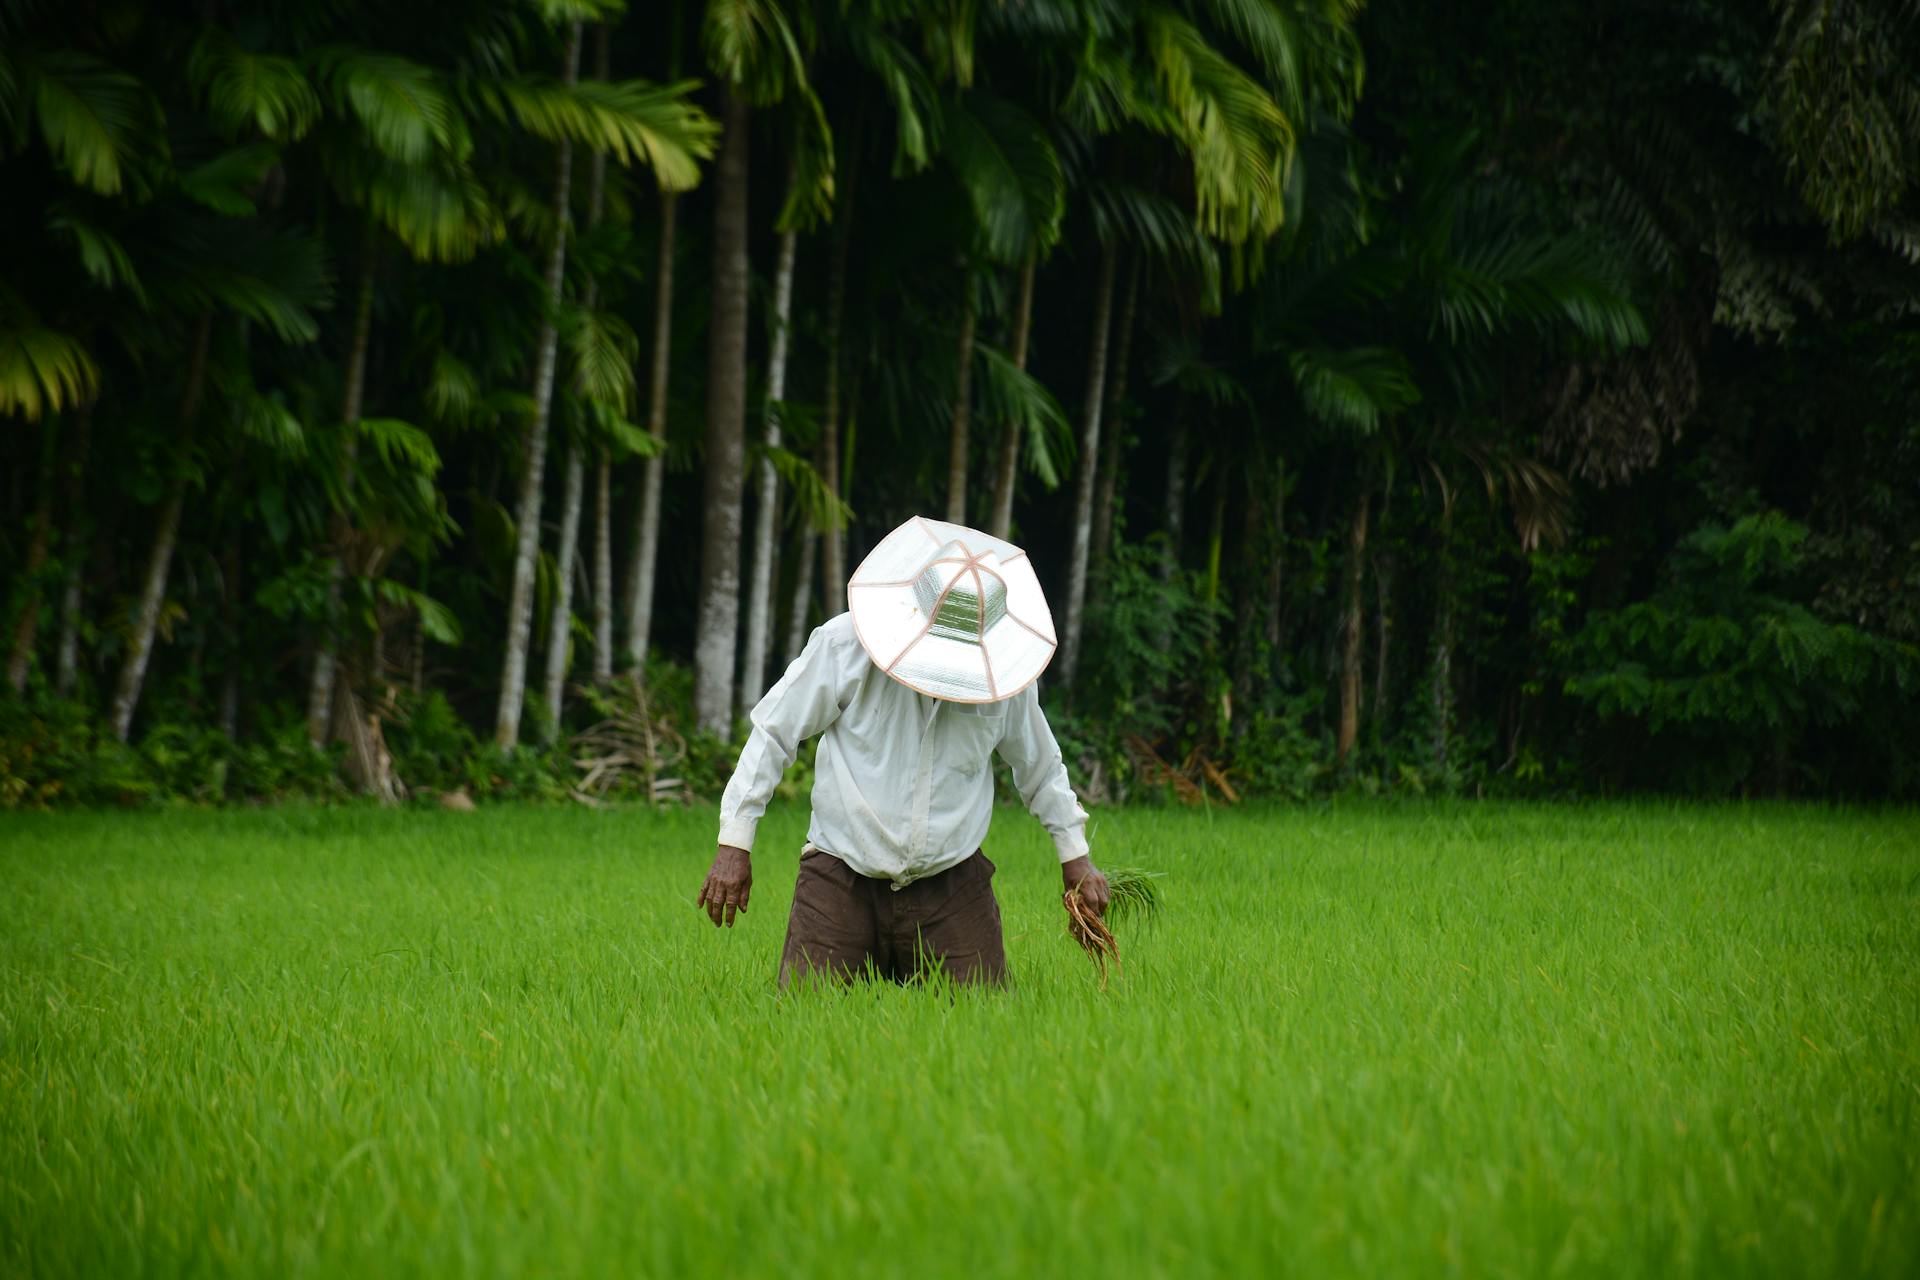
[4,802,1917,1276]
[3,0,1916,803]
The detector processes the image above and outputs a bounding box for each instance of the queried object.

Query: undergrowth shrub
[1,696,342,808]
[1556,511,1920,794]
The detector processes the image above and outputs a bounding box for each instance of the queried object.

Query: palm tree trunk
[496,21,581,748]
[306,241,377,746]
[1430,510,1455,772]
[819,368,845,619]
[1336,489,1370,764]
[217,543,242,739]
[1231,467,1265,716]
[1263,459,1286,654]
[945,281,976,524]
[52,405,90,698]
[783,523,817,667]
[693,84,751,736]
[4,422,58,693]
[1089,255,1139,593]
[584,24,615,688]
[1204,468,1226,605]
[540,443,587,741]
[1372,548,1394,735]
[110,313,211,743]
[592,451,613,683]
[819,137,859,620]
[624,189,677,671]
[1057,243,1118,688]
[741,220,798,715]
[1161,420,1189,582]
[54,561,83,697]
[987,252,1036,541]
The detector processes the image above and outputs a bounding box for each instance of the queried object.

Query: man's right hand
[698,844,753,928]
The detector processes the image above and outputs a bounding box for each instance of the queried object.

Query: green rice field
[3,802,1917,1278]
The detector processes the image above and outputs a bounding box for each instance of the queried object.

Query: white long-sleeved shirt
[717,613,1090,885]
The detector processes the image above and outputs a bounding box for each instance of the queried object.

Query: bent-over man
[697,515,1109,986]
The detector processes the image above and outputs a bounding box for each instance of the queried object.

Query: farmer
[698,515,1109,986]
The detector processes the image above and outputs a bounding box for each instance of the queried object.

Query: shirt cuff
[1052,825,1090,862]
[717,817,759,853]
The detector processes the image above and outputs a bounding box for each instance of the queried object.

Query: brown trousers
[778,848,1008,988]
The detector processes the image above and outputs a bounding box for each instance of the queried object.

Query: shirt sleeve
[995,686,1091,862]
[716,622,857,853]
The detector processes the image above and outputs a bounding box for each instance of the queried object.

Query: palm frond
[1290,344,1420,433]
[841,11,940,172]
[1194,0,1308,119]
[480,76,717,191]
[581,398,664,460]
[752,442,851,531]
[564,302,639,414]
[377,578,463,644]
[0,295,99,420]
[704,0,807,104]
[236,389,308,459]
[1143,11,1294,245]
[973,343,1071,488]
[24,50,157,196]
[156,223,332,344]
[45,207,145,301]
[326,139,501,262]
[310,47,464,164]
[188,28,320,141]
[177,144,279,217]
[1505,235,1650,349]
[1088,180,1222,310]
[424,350,484,426]
[1152,334,1251,410]
[777,85,835,232]
[942,91,1065,263]
[356,416,442,474]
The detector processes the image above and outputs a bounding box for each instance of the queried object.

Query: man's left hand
[1061,856,1110,917]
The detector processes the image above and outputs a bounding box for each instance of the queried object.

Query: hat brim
[847,516,1058,703]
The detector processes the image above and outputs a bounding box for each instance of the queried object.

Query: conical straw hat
[846,516,1058,703]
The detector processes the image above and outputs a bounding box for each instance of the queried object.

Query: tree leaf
[188,28,319,141]
[310,47,463,164]
[26,50,157,196]
[356,416,442,474]
[483,76,718,190]
[942,90,1065,263]
[0,307,99,420]
[177,144,280,217]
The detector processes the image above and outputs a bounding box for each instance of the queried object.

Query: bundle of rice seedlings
[1064,867,1163,986]
[1103,866,1164,925]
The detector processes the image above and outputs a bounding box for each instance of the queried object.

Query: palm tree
[693,0,819,734]
[1045,0,1324,686]
[985,251,1035,539]
[1058,243,1118,689]
[1088,255,1141,590]
[624,1,694,675]
[940,89,1065,528]
[296,36,500,748]
[542,23,613,735]
[471,10,716,747]
[741,70,836,711]
[693,81,752,735]
[494,20,583,748]
[739,175,802,714]
[623,182,677,673]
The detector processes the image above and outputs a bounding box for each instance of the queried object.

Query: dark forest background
[3,0,1916,808]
